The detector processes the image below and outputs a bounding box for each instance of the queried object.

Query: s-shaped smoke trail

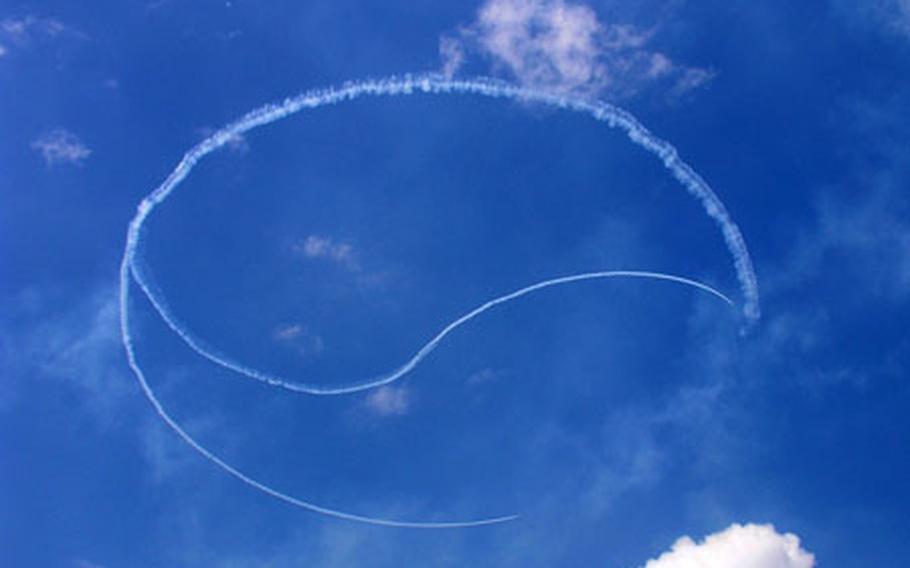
[123,256,731,526]
[121,74,758,527]
[131,260,732,395]
[120,255,517,528]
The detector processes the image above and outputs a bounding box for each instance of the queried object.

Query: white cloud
[1,284,218,481]
[843,0,910,38]
[439,34,465,79]
[0,286,136,425]
[363,385,411,417]
[141,413,222,483]
[0,15,83,57]
[642,523,815,568]
[671,67,717,97]
[0,15,66,45]
[467,367,499,385]
[73,559,108,568]
[33,291,129,414]
[876,0,910,37]
[31,129,91,166]
[794,187,910,301]
[293,235,358,269]
[272,323,325,357]
[273,323,304,341]
[441,0,713,98]
[721,184,910,394]
[476,0,607,92]
[289,234,398,290]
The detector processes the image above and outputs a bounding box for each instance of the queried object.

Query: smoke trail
[120,256,518,528]
[123,258,731,526]
[131,259,733,395]
[131,75,759,321]
[120,74,758,527]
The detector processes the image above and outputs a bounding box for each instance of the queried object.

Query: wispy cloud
[0,15,67,45]
[292,235,359,270]
[272,323,325,357]
[439,35,466,79]
[0,283,228,494]
[141,412,224,484]
[866,0,910,37]
[0,286,134,425]
[466,367,499,385]
[440,0,714,98]
[837,0,910,39]
[0,15,85,58]
[783,187,910,302]
[643,523,815,568]
[363,385,411,417]
[72,558,108,568]
[680,81,910,401]
[900,0,910,34]
[670,66,716,98]
[575,379,730,517]
[31,129,92,166]
[32,291,129,418]
[289,234,400,291]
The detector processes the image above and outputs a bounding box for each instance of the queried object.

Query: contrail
[123,259,732,527]
[131,259,733,395]
[131,74,759,321]
[120,256,518,528]
[120,74,757,527]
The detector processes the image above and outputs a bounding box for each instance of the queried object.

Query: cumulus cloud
[363,385,411,417]
[642,524,815,568]
[31,128,91,166]
[440,0,713,98]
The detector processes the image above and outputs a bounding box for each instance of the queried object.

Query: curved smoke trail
[131,74,759,321]
[123,260,731,526]
[121,257,517,528]
[120,74,758,527]
[131,260,733,395]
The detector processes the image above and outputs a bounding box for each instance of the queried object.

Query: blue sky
[2,0,909,566]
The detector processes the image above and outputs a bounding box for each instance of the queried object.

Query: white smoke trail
[131,74,759,320]
[123,261,731,527]
[120,74,758,527]
[119,257,518,528]
[131,260,733,395]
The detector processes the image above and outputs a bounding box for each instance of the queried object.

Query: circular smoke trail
[120,74,759,527]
